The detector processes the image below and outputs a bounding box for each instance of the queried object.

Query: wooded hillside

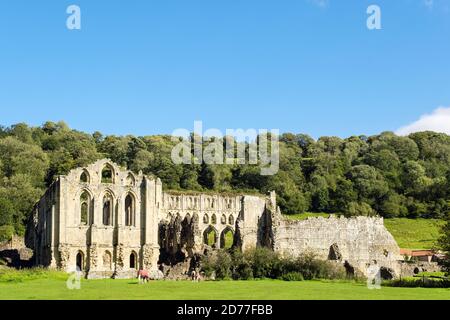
[1,121,450,239]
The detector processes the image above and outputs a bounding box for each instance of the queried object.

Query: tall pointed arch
[102,192,114,226]
[125,193,136,227]
[101,164,115,184]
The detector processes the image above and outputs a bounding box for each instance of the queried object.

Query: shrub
[386,278,450,288]
[200,248,346,281]
[0,225,14,242]
[281,272,304,282]
[230,250,253,280]
[246,247,281,279]
[215,250,233,280]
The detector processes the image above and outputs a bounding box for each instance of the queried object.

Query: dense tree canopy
[1,122,450,239]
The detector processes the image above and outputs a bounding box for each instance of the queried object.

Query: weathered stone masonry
[26,159,403,278]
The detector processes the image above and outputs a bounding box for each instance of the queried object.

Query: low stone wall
[400,261,443,278]
[0,236,33,268]
[0,235,25,251]
[271,214,402,278]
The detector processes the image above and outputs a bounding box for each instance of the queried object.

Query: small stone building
[26,159,403,279]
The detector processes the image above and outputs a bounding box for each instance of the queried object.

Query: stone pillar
[58,243,70,271]
[115,196,124,246]
[115,243,125,272]
[142,178,160,271]
[49,204,58,268]
[88,243,98,273]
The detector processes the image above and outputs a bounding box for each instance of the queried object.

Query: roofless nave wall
[26,159,402,279]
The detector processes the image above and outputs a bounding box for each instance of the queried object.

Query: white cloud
[424,0,434,9]
[396,107,450,136]
[308,0,329,8]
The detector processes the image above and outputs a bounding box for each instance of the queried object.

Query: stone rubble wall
[271,213,403,277]
[26,159,415,279]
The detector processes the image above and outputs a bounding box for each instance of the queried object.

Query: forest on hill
[1,121,450,239]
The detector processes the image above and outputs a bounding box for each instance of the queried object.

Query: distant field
[284,214,444,250]
[285,212,333,220]
[0,277,449,300]
[384,218,444,249]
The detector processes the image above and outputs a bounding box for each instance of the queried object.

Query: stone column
[49,204,58,268]
[88,242,98,274]
[142,178,160,271]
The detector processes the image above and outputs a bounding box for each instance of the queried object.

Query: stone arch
[80,170,90,184]
[228,214,235,226]
[102,192,114,226]
[220,227,234,249]
[76,251,85,271]
[211,214,217,225]
[220,214,227,225]
[203,226,218,248]
[380,267,395,280]
[194,197,198,209]
[126,173,135,186]
[101,164,115,184]
[129,251,138,269]
[328,243,342,261]
[80,191,91,225]
[102,250,112,270]
[203,214,209,224]
[125,193,136,227]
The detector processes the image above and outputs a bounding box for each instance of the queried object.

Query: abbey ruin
[26,159,403,279]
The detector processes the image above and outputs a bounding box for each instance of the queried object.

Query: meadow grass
[0,273,449,300]
[284,212,333,220]
[383,218,444,249]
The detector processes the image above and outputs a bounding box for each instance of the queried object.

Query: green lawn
[384,218,444,249]
[285,212,333,220]
[0,277,449,300]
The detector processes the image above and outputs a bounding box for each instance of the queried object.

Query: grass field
[285,212,333,220]
[285,214,444,250]
[384,218,444,249]
[0,276,449,300]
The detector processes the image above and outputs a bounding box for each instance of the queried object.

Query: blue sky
[0,0,449,138]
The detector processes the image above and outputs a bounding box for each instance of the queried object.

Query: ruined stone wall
[157,192,248,264]
[25,180,60,267]
[271,213,402,277]
[27,159,406,279]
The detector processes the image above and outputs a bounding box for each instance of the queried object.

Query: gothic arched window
[101,165,114,184]
[80,170,89,183]
[80,191,90,225]
[130,252,137,269]
[103,193,113,226]
[125,194,135,227]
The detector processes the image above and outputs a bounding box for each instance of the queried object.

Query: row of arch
[166,196,236,210]
[75,250,138,271]
[203,213,234,226]
[203,226,234,249]
[165,213,235,226]
[79,164,136,186]
[79,190,136,227]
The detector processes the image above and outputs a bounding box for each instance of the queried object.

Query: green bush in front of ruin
[200,247,347,281]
